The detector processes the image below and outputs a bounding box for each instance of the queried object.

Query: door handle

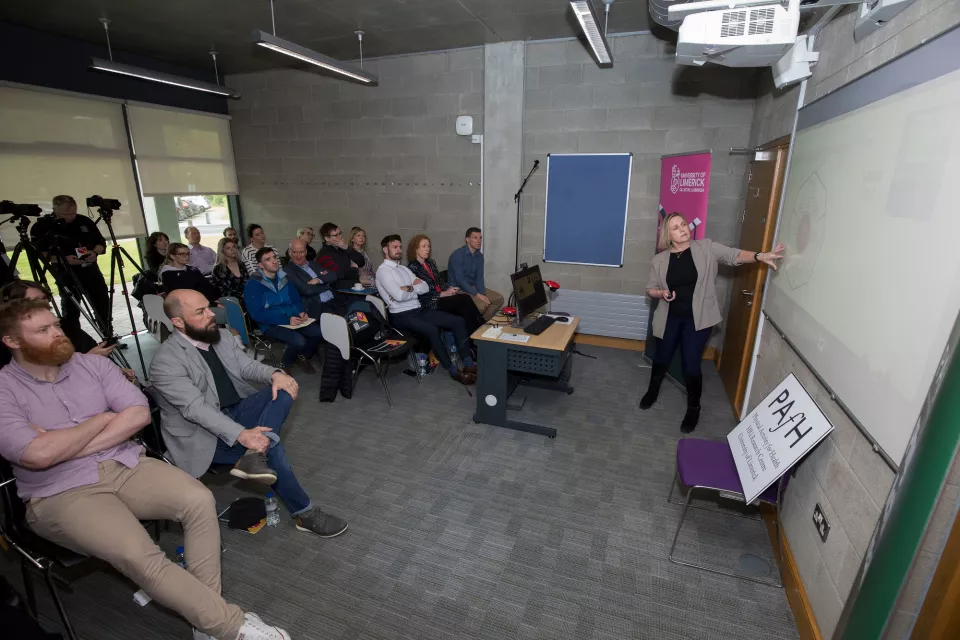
[742,290,754,296]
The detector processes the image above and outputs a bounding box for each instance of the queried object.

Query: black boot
[639,363,668,409]
[681,375,703,433]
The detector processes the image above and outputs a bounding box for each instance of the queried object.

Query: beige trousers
[471,288,504,321]
[26,456,245,640]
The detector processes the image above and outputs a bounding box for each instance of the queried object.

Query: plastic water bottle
[175,546,186,569]
[265,492,280,527]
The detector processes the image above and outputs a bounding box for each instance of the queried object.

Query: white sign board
[728,373,834,504]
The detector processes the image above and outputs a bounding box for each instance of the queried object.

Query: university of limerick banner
[657,151,713,246]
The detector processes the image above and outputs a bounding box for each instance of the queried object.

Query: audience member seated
[284,239,341,317]
[244,248,324,375]
[212,238,248,308]
[185,226,217,276]
[407,234,484,335]
[284,227,317,263]
[150,290,349,539]
[348,227,375,286]
[0,299,292,640]
[160,242,220,302]
[376,235,476,386]
[447,227,504,322]
[241,224,274,276]
[315,222,365,289]
[0,281,133,381]
[223,227,239,243]
[144,231,170,273]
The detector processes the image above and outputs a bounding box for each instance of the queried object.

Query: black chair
[0,461,86,640]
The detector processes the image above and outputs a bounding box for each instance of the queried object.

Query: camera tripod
[90,206,148,378]
[1,213,135,371]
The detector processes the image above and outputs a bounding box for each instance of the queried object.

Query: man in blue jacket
[244,247,325,375]
[447,227,503,321]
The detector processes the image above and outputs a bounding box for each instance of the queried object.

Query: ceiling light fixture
[569,1,615,68]
[252,0,378,86]
[89,18,240,98]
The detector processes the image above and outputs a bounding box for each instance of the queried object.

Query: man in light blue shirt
[447,227,503,321]
[185,226,217,276]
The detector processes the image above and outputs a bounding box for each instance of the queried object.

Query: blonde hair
[296,227,314,238]
[216,237,237,267]
[658,213,689,251]
[348,226,367,249]
[164,242,189,266]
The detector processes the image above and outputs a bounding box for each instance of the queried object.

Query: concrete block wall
[225,47,484,266]
[747,3,960,637]
[518,35,758,347]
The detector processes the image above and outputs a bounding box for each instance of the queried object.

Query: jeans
[211,388,312,516]
[263,322,326,368]
[655,312,711,377]
[391,308,472,371]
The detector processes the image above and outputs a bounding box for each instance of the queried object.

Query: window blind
[0,85,146,242]
[126,104,238,197]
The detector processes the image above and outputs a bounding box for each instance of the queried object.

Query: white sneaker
[193,630,215,640]
[236,612,291,640]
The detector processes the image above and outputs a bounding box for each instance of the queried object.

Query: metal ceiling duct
[648,0,690,30]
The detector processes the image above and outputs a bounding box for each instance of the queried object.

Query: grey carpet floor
[4,344,800,640]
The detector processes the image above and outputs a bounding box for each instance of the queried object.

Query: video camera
[0,200,43,217]
[86,195,121,211]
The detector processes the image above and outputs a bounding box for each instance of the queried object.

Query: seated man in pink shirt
[0,299,291,640]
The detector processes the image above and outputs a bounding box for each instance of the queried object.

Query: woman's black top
[160,266,220,303]
[212,263,248,306]
[666,249,698,317]
[407,258,446,310]
[145,249,165,272]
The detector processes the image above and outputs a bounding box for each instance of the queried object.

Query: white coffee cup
[353,283,363,290]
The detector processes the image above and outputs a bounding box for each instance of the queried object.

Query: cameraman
[29,195,111,336]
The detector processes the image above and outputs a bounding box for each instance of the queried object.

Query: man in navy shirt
[447,227,503,321]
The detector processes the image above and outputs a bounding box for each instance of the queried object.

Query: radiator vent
[549,290,649,341]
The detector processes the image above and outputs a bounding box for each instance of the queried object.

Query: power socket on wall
[813,503,830,542]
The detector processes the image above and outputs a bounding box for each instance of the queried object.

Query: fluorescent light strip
[252,30,378,85]
[90,58,240,98]
[570,1,614,67]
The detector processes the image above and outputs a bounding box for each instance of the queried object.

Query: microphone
[534,160,540,167]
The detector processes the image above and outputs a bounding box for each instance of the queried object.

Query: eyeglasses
[173,251,190,257]
[327,230,342,237]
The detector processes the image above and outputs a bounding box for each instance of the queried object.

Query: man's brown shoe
[463,364,478,376]
[451,371,476,385]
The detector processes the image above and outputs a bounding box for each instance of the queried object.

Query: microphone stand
[514,159,540,272]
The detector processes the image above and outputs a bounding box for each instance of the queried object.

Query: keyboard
[523,315,557,336]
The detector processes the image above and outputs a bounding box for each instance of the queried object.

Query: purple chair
[667,437,788,587]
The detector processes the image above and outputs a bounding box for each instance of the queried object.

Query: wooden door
[718,142,789,417]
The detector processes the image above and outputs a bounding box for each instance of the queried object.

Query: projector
[675,1,800,67]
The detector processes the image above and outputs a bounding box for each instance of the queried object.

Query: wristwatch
[755,251,762,262]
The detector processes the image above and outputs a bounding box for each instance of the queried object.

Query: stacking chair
[667,437,789,587]
[220,297,275,365]
[365,295,426,383]
[320,312,413,406]
[0,461,87,640]
[142,294,172,342]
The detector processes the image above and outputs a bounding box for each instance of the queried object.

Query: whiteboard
[765,26,960,465]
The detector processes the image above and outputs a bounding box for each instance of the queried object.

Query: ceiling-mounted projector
[672,0,800,67]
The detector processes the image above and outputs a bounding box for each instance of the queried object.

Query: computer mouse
[554,316,569,323]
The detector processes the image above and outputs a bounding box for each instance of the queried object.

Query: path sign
[728,373,834,503]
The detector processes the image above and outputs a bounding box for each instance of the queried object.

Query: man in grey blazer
[149,289,348,538]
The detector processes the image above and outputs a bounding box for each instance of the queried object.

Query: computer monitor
[510,265,548,327]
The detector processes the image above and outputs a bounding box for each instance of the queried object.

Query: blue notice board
[543,153,632,267]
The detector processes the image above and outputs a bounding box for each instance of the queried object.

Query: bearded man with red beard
[0,299,293,640]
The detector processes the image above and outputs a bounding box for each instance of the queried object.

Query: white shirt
[376,259,429,314]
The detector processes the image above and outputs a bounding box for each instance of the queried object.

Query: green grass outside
[14,239,144,296]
